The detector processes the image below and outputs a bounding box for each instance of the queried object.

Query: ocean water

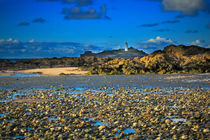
[8,59,29,63]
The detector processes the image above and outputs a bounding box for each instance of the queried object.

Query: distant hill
[80,47,147,59]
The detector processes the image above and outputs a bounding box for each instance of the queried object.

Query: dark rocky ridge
[80,47,148,59]
[0,57,112,71]
[163,44,209,56]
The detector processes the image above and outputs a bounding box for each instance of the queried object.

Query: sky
[0,0,210,58]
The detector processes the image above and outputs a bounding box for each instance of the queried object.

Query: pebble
[0,87,209,139]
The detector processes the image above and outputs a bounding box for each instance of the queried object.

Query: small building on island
[125,42,128,52]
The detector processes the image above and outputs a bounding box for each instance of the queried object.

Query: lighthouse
[125,41,128,51]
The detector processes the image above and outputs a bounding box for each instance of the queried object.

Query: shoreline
[0,68,209,77]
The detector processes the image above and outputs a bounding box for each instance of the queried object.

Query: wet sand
[0,73,209,89]
[0,72,13,76]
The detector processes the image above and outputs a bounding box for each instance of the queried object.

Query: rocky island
[81,42,147,59]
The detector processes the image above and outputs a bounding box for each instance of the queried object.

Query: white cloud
[29,39,35,43]
[193,40,202,44]
[137,36,175,53]
[0,38,19,43]
[191,39,210,48]
[162,0,206,16]
[7,38,13,41]
[21,49,26,53]
[146,36,173,43]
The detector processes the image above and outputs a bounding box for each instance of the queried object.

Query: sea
[9,59,29,63]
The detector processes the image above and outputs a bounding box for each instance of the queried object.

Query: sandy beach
[0,72,13,76]
[2,67,89,76]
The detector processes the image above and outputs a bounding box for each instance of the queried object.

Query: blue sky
[0,0,210,58]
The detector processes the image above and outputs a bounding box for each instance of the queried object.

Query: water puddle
[26,112,31,115]
[0,72,40,77]
[114,129,121,136]
[168,116,187,124]
[0,100,8,103]
[94,121,108,126]
[123,128,136,134]
[48,117,59,121]
[9,136,25,139]
[162,116,187,124]
[84,118,109,126]
[115,133,120,137]
[141,100,149,103]
[168,105,179,108]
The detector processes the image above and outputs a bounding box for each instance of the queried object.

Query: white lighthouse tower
[125,41,128,51]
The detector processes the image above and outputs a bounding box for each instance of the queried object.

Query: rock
[165,119,171,125]
[132,123,137,127]
[155,137,161,140]
[203,129,209,133]
[180,135,188,140]
[98,125,106,131]
[58,134,63,140]
[194,112,201,118]
[161,124,167,129]
[172,135,177,140]
[186,121,192,127]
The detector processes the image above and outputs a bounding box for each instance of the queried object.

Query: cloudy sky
[0,0,210,58]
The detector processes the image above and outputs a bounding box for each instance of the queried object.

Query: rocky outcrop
[137,45,210,74]
[163,44,209,57]
[0,57,112,71]
[88,45,210,74]
[0,59,13,70]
